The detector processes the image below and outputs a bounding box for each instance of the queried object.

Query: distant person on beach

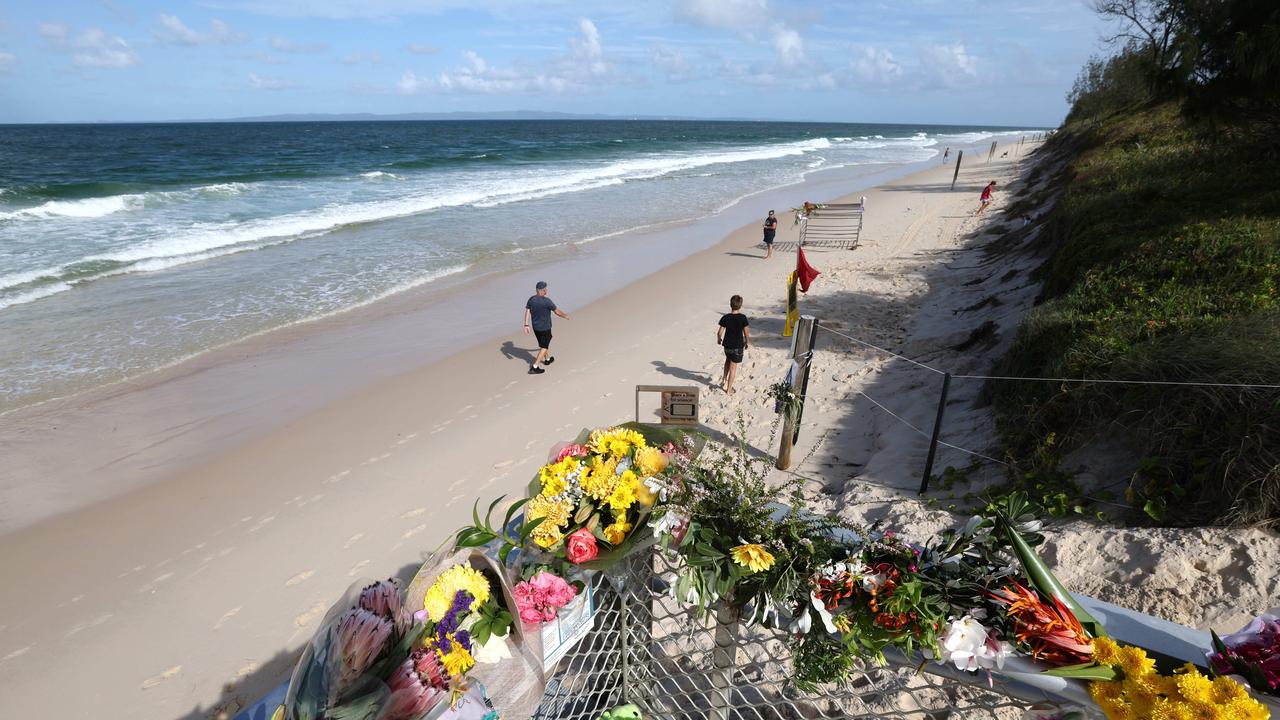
[762,210,777,259]
[524,280,568,375]
[943,147,950,163]
[975,181,996,216]
[716,295,750,395]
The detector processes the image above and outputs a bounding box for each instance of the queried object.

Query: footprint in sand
[401,523,427,540]
[140,665,182,689]
[456,405,474,414]
[493,459,514,469]
[138,572,175,594]
[401,507,426,519]
[295,602,327,627]
[2,646,32,662]
[448,477,466,491]
[347,560,371,577]
[285,570,315,587]
[247,514,277,533]
[343,533,364,549]
[66,613,113,637]
[214,607,241,630]
[236,661,259,679]
[378,453,392,460]
[497,403,512,410]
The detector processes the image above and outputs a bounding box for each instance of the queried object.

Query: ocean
[0,120,1037,412]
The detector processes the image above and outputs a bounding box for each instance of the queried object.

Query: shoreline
[0,146,992,536]
[0,140,1048,720]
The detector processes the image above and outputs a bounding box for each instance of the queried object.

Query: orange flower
[990,582,1094,666]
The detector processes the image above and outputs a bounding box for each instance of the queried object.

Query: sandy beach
[3,140,1276,720]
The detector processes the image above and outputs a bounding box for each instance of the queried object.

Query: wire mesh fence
[534,548,1055,720]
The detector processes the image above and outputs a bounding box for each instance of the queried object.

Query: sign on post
[635,385,700,425]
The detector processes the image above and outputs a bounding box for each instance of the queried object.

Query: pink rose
[565,529,599,564]
[514,571,579,626]
[555,443,590,462]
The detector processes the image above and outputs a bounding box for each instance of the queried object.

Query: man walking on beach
[524,281,568,375]
[762,210,778,259]
[975,180,997,215]
[716,295,750,395]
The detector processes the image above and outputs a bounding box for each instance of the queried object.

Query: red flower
[566,528,599,564]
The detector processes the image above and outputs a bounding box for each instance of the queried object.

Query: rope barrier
[815,322,1280,391]
[851,390,1009,468]
[815,324,946,375]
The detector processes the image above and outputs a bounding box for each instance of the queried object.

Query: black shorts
[534,329,553,349]
[724,346,744,363]
[763,230,776,245]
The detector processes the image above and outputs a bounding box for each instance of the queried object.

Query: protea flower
[359,578,408,634]
[381,648,447,720]
[990,582,1093,666]
[333,608,395,693]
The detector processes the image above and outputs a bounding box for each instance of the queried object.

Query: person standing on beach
[762,210,778,259]
[716,295,750,395]
[975,181,996,215]
[524,280,568,375]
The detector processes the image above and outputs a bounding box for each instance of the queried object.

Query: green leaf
[1143,497,1167,521]
[485,495,504,525]
[501,496,529,536]
[1043,662,1121,681]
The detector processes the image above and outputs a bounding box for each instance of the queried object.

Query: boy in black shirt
[716,295,750,395]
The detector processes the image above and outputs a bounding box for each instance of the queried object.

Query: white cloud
[849,46,902,86]
[248,72,293,89]
[0,51,16,72]
[155,14,246,46]
[923,43,978,87]
[407,43,438,55]
[673,0,768,30]
[42,23,140,69]
[270,36,327,53]
[400,19,613,95]
[341,51,382,66]
[771,27,804,68]
[652,44,703,83]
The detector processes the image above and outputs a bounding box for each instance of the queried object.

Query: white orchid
[642,476,670,502]
[650,510,688,538]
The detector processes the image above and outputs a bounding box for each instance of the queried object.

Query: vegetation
[991,0,1280,526]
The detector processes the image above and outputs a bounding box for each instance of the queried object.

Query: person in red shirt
[976,181,997,215]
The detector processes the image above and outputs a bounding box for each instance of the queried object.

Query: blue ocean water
[0,120,1037,411]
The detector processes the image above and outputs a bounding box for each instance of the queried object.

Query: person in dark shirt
[524,280,569,375]
[716,294,750,395]
[762,210,777,259]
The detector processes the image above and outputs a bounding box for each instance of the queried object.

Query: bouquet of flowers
[522,426,681,565]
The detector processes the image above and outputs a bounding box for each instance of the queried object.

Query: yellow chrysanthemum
[1092,636,1122,666]
[527,494,573,530]
[1117,644,1157,679]
[635,477,658,506]
[606,470,639,513]
[603,517,633,545]
[438,643,475,677]
[531,522,564,549]
[423,564,491,622]
[634,445,668,477]
[581,455,619,500]
[538,456,580,497]
[590,427,646,459]
[730,544,775,573]
[1211,675,1250,704]
[1175,668,1216,706]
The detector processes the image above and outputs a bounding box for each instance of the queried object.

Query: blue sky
[0,1,1110,125]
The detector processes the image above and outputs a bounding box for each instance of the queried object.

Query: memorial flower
[1088,638,1269,720]
[423,564,491,622]
[1209,613,1280,696]
[513,571,578,625]
[566,528,599,564]
[731,543,775,573]
[938,614,1012,672]
[603,516,633,545]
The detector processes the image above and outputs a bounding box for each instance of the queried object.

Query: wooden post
[777,314,816,471]
[791,319,818,444]
[950,150,964,190]
[987,141,998,163]
[919,372,952,494]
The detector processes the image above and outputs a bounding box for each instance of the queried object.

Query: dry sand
[1,143,1276,720]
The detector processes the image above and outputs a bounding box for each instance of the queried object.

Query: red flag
[795,246,821,293]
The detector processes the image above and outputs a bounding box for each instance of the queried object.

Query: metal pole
[987,140,997,163]
[919,372,952,494]
[709,604,738,720]
[777,315,816,470]
[950,150,963,190]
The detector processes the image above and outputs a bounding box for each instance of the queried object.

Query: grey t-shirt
[526,295,557,331]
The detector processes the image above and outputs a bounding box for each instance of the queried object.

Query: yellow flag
[784,270,798,337]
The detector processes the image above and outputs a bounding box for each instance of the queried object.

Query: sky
[0,1,1113,126]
